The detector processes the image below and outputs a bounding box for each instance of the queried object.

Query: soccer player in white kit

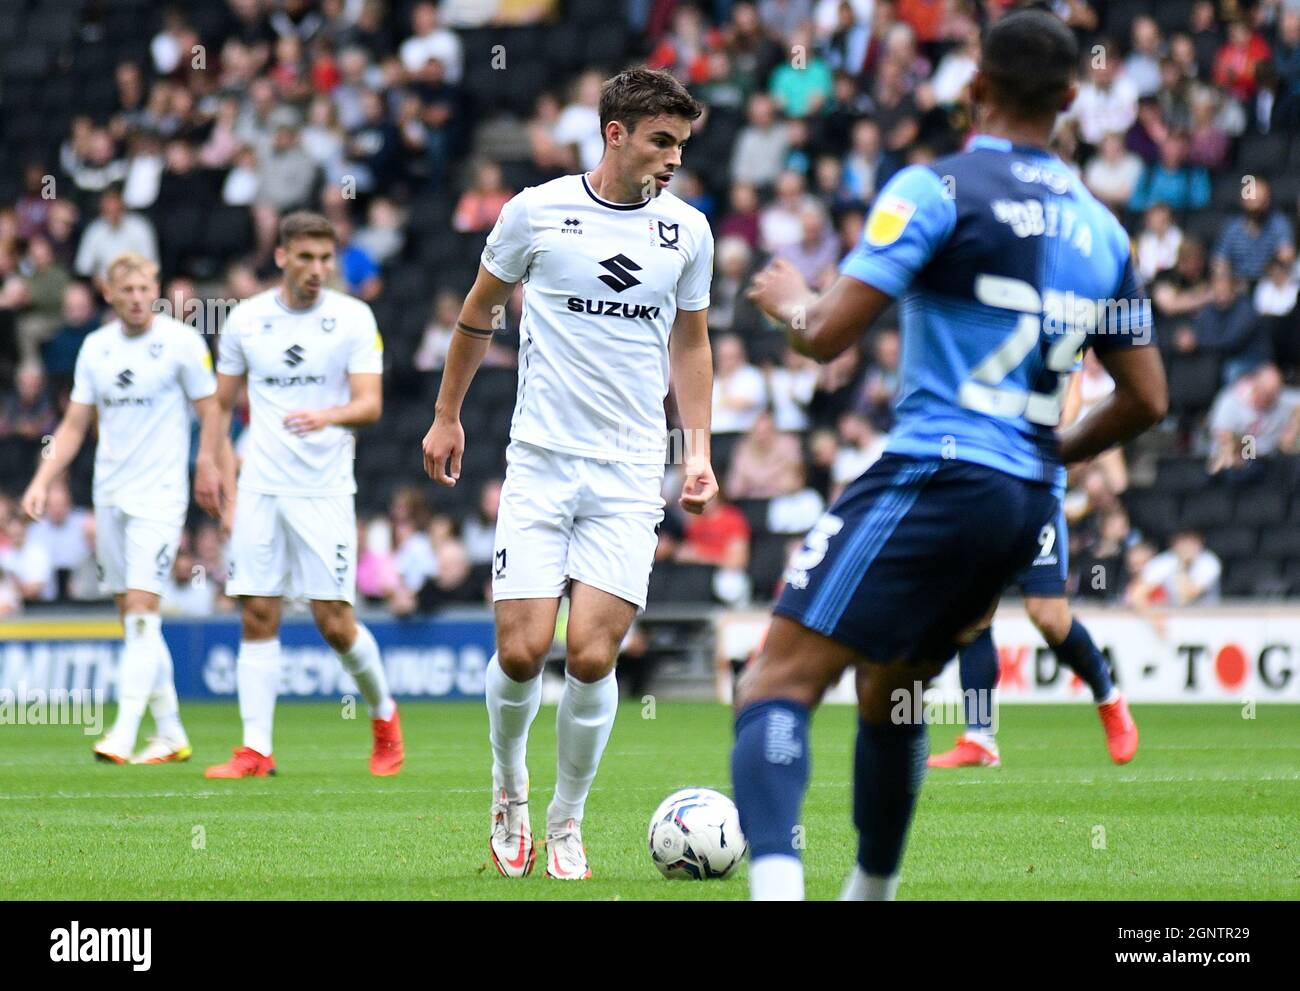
[422,68,718,878]
[195,212,403,778]
[21,252,219,765]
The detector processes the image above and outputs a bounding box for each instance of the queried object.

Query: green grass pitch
[2,701,1296,900]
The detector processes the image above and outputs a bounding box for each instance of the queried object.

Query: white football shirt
[482,173,714,464]
[70,314,216,520]
[217,287,383,495]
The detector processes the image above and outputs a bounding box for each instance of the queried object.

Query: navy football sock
[1051,619,1114,703]
[855,719,928,877]
[732,699,811,862]
[957,628,998,733]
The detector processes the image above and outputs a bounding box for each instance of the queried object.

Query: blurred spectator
[1212,177,1296,282]
[853,328,900,431]
[453,161,513,233]
[1152,236,1211,322]
[1254,257,1299,316]
[0,364,58,445]
[730,93,790,188]
[870,57,920,155]
[759,170,815,253]
[831,411,885,500]
[1136,202,1183,281]
[1127,131,1210,212]
[300,94,348,183]
[527,92,579,174]
[678,492,750,569]
[708,235,760,336]
[414,289,463,372]
[774,201,840,288]
[1186,86,1229,169]
[65,127,129,196]
[399,1,464,83]
[1128,529,1221,606]
[554,70,605,173]
[336,215,382,300]
[929,25,979,104]
[222,146,261,206]
[200,98,244,169]
[840,117,882,204]
[725,411,803,499]
[74,187,159,281]
[15,163,55,241]
[357,516,399,603]
[461,479,501,567]
[1178,265,1270,384]
[161,546,218,616]
[1083,131,1143,212]
[647,4,717,84]
[16,237,72,366]
[345,89,402,195]
[25,480,92,601]
[718,181,761,250]
[765,462,825,534]
[1207,364,1300,476]
[355,197,406,266]
[0,514,52,604]
[1124,16,1165,98]
[711,334,768,436]
[122,132,165,210]
[1073,508,1135,602]
[769,24,833,118]
[414,538,484,614]
[1066,41,1139,146]
[252,117,320,261]
[41,282,102,382]
[1213,18,1270,102]
[767,347,818,432]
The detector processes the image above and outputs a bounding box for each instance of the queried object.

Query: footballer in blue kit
[734,9,1168,901]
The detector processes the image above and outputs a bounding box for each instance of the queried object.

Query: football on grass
[647,788,747,880]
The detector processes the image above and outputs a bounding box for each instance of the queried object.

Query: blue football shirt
[840,134,1154,485]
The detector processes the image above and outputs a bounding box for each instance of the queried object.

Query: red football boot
[1098,693,1139,764]
[927,734,1001,768]
[370,705,404,777]
[204,746,276,778]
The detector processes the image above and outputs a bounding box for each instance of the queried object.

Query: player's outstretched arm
[747,257,894,363]
[1058,346,1167,465]
[422,264,514,486]
[196,372,241,521]
[20,402,93,520]
[669,306,718,514]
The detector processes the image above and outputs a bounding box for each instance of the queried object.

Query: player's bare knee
[122,590,159,614]
[1027,597,1072,645]
[311,604,356,652]
[240,597,281,640]
[565,645,617,684]
[496,637,548,681]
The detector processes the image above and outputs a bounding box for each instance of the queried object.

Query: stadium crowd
[3,0,1300,616]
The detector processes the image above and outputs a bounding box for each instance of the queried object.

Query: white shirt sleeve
[677,219,714,311]
[347,304,385,375]
[216,309,248,376]
[481,188,533,284]
[70,337,97,406]
[180,328,218,400]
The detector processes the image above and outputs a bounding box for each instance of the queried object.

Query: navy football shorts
[1014,502,1068,598]
[775,454,1058,664]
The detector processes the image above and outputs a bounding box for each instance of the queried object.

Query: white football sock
[485,653,541,798]
[750,855,805,900]
[108,612,163,751]
[548,668,618,825]
[839,865,899,901]
[964,728,998,752]
[1098,686,1121,706]
[337,623,395,720]
[147,629,187,744]
[237,638,281,756]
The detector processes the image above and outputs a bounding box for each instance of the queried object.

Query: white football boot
[489,784,535,877]
[544,818,592,880]
[130,736,194,764]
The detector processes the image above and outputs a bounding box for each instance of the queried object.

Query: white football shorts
[94,506,183,597]
[493,441,665,610]
[226,490,357,604]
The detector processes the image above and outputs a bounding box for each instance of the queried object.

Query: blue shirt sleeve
[839,165,956,298]
[1094,250,1156,352]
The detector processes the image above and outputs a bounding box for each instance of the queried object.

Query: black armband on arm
[455,320,494,338]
